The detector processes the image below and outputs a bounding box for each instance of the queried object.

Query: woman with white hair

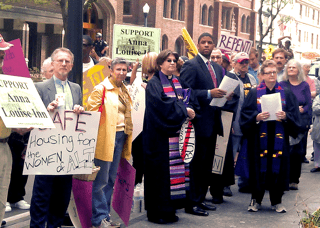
[280,59,312,190]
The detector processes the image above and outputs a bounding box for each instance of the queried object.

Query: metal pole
[67,0,83,87]
[144,13,148,27]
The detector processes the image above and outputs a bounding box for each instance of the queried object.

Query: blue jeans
[91,131,127,226]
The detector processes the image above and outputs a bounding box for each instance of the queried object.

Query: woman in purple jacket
[280,59,312,190]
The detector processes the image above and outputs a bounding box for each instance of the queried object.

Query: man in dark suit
[30,47,84,228]
[180,33,226,216]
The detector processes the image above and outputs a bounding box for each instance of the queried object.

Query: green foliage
[0,0,48,10]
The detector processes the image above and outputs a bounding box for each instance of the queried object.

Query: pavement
[3,134,320,228]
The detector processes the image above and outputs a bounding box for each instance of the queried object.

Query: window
[123,0,131,15]
[299,30,301,42]
[246,16,250,33]
[208,6,214,26]
[241,15,246,33]
[317,34,319,49]
[178,0,185,21]
[175,37,184,56]
[318,11,320,25]
[313,9,316,20]
[162,35,168,50]
[305,6,308,16]
[163,0,168,17]
[171,0,177,19]
[226,10,230,30]
[300,4,302,16]
[202,4,208,25]
[312,33,314,48]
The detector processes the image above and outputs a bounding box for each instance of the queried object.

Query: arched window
[162,35,168,51]
[178,0,185,21]
[241,15,246,33]
[246,16,250,33]
[175,36,184,56]
[163,0,168,18]
[171,0,177,19]
[208,6,214,26]
[202,4,208,25]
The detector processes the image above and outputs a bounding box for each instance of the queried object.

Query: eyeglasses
[166,59,177,63]
[263,71,277,75]
[54,59,71,65]
[239,60,249,64]
[211,56,221,59]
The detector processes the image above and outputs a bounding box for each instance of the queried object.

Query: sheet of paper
[261,93,282,121]
[210,76,239,107]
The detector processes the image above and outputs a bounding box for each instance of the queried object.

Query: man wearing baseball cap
[0,34,30,225]
[93,32,109,57]
[230,52,257,193]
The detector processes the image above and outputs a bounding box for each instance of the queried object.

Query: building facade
[0,0,256,69]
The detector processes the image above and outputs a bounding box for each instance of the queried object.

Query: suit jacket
[35,77,82,108]
[180,54,223,137]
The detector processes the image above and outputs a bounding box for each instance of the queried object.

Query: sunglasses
[166,59,177,63]
[239,60,249,64]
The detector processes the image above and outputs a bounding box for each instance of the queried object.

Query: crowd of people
[0,31,319,228]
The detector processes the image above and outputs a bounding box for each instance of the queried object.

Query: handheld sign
[112,24,161,62]
[216,34,253,54]
[24,109,101,175]
[83,61,110,107]
[3,39,31,78]
[0,74,54,128]
[179,120,195,163]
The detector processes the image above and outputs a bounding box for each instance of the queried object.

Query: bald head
[210,49,222,65]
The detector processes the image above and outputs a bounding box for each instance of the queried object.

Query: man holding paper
[180,33,226,216]
[240,60,300,213]
[30,47,84,228]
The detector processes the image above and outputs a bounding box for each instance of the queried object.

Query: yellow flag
[182,28,198,59]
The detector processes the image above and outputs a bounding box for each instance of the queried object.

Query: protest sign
[3,39,30,78]
[0,74,54,128]
[83,61,110,107]
[23,109,101,175]
[112,158,136,227]
[212,111,233,174]
[112,24,161,62]
[130,75,146,140]
[216,34,253,54]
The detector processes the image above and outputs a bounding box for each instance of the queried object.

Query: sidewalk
[4,135,320,228]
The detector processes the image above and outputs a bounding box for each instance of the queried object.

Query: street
[3,134,320,228]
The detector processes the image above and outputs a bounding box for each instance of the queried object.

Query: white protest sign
[210,76,239,107]
[179,120,195,163]
[130,75,146,140]
[212,111,233,174]
[23,110,101,175]
[261,93,282,121]
[0,74,54,128]
[112,24,161,62]
[216,34,253,54]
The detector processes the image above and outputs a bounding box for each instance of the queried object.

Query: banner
[216,34,253,54]
[83,61,110,107]
[130,75,146,140]
[112,158,136,227]
[23,109,101,175]
[112,24,161,62]
[212,111,233,174]
[0,74,54,128]
[3,39,30,78]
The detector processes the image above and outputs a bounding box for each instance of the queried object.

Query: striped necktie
[207,61,217,88]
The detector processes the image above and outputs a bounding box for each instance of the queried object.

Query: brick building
[0,0,256,69]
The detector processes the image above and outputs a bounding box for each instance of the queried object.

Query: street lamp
[143,3,150,27]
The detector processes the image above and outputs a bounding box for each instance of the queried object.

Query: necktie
[207,61,217,88]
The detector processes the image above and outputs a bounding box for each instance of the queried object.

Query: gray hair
[300,59,311,67]
[41,57,52,73]
[110,57,129,70]
[283,59,305,82]
[51,47,74,64]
